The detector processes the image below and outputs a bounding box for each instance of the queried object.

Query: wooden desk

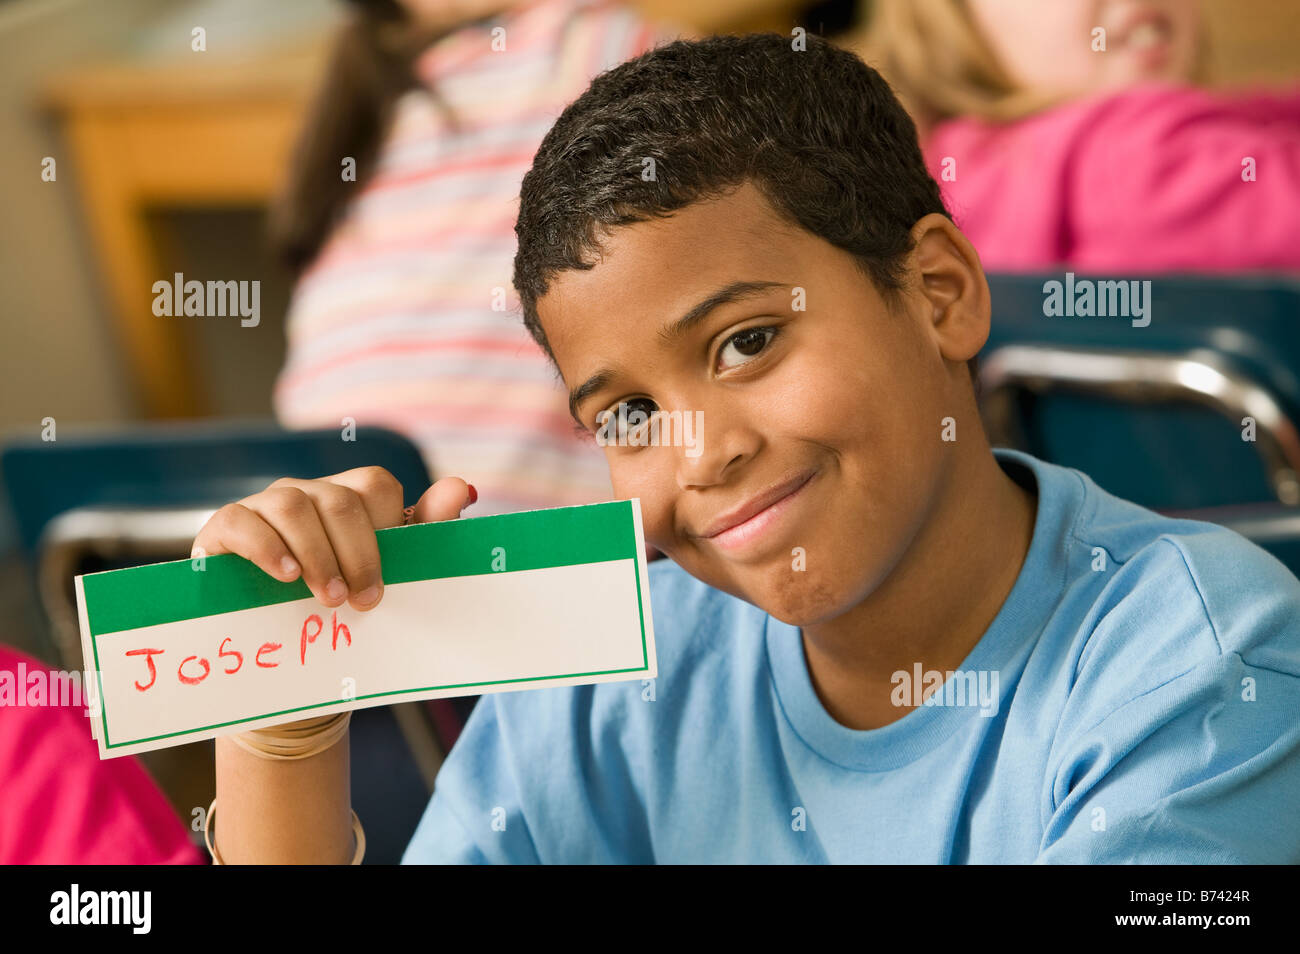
[41,0,806,420]
[43,46,325,418]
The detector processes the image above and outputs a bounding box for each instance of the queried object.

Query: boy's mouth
[695,469,818,554]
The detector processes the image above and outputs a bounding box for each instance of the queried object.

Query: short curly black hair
[513,31,953,361]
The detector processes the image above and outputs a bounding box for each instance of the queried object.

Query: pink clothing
[0,646,202,864]
[924,83,1300,272]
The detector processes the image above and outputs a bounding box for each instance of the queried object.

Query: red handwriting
[125,648,164,691]
[300,614,321,666]
[218,637,242,674]
[333,614,351,651]
[126,611,353,691]
[178,655,210,685]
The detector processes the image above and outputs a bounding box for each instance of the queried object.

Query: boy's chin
[667,547,865,627]
[747,571,859,629]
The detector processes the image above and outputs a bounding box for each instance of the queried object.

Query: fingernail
[280,556,300,579]
[354,585,380,606]
[326,577,348,602]
[466,484,478,506]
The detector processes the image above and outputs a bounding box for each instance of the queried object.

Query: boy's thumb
[410,477,475,524]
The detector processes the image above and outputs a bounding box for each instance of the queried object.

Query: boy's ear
[907,213,990,366]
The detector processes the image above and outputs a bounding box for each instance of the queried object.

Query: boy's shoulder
[1017,451,1300,729]
[1067,460,1300,669]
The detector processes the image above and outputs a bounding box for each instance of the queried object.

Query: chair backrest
[1,421,432,668]
[980,273,1300,511]
[0,422,436,863]
[0,420,432,558]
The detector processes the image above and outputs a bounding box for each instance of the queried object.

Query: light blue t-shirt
[402,450,1300,863]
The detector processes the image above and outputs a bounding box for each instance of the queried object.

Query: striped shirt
[273,0,667,515]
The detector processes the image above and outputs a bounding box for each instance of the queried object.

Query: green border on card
[83,500,637,636]
[84,501,651,749]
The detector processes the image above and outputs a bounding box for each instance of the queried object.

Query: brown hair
[269,0,453,276]
[514,33,953,362]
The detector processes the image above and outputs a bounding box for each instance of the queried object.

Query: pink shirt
[924,83,1300,272]
[0,646,202,864]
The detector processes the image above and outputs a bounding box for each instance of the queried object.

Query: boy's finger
[245,486,349,608]
[193,503,301,582]
[412,477,475,524]
[320,465,406,530]
[271,480,385,612]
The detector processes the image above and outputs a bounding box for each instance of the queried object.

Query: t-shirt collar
[765,449,1083,771]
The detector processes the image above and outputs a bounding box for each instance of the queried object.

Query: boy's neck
[799,442,1037,732]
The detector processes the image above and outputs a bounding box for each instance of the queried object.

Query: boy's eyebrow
[569,369,614,425]
[567,279,787,426]
[658,280,788,344]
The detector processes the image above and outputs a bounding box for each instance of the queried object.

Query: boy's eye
[597,398,658,442]
[620,398,658,423]
[718,327,776,371]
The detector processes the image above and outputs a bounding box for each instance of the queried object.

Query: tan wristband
[229,711,351,760]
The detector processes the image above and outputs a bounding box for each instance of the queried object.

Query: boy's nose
[674,406,760,491]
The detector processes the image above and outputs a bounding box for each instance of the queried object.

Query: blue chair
[0,419,443,863]
[979,272,1300,576]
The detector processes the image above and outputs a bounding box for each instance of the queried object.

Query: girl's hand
[192,467,474,613]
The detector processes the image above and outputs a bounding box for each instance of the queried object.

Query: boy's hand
[193,467,474,613]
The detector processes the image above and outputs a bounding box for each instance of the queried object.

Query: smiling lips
[698,470,817,552]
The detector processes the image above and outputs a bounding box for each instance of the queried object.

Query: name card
[76,500,656,758]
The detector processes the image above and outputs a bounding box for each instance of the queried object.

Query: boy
[202,33,1300,863]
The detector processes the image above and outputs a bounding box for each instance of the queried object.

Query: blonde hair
[861,0,1208,131]
[862,0,1062,129]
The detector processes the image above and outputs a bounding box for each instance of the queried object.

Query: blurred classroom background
[3,0,1297,434]
[1,0,1297,862]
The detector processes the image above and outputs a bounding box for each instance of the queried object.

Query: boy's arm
[192,468,475,864]
[1034,538,1300,865]
[213,729,354,865]
[1036,656,1300,863]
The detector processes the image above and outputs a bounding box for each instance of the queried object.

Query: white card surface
[75,500,656,758]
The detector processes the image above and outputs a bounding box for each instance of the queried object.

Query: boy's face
[538,182,979,626]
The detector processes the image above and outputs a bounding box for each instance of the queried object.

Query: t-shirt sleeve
[403,669,656,864]
[402,693,541,864]
[1036,657,1300,863]
[1035,538,1300,863]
